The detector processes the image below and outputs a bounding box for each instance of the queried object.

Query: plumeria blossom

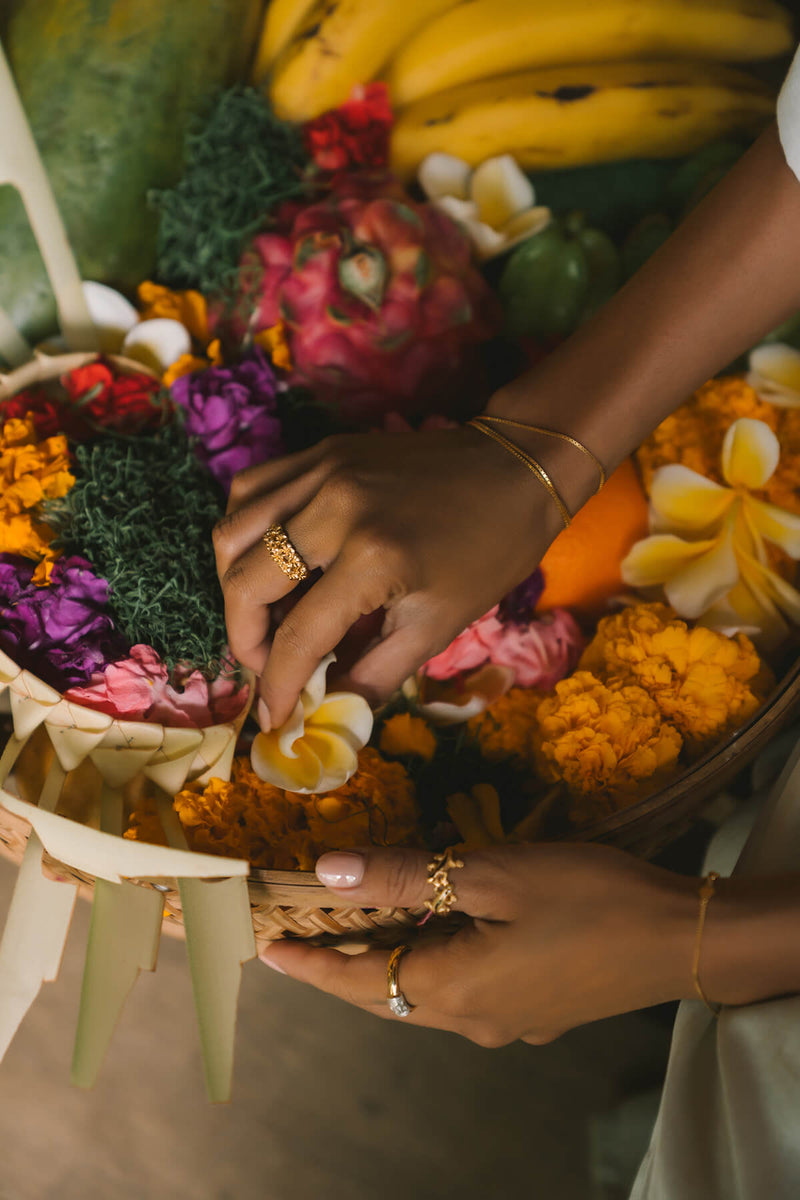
[747,342,800,407]
[622,417,800,644]
[40,281,193,375]
[251,654,373,793]
[418,152,551,261]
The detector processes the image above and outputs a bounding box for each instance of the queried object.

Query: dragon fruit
[231,175,500,423]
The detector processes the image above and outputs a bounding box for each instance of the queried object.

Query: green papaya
[499,214,620,340]
[0,0,263,355]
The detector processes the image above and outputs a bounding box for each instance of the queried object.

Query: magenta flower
[170,348,285,492]
[423,604,584,690]
[0,553,120,689]
[65,644,249,728]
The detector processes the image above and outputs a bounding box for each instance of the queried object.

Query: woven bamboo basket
[3,352,800,949]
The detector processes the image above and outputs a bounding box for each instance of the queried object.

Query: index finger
[313,846,517,922]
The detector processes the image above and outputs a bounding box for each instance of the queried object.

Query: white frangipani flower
[418,152,551,261]
[250,654,373,794]
[748,341,800,407]
[41,281,191,373]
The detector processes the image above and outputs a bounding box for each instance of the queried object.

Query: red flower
[61,360,166,433]
[0,391,77,439]
[304,83,393,173]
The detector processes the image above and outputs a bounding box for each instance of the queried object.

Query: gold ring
[387,944,415,1017]
[424,847,465,917]
[262,523,309,582]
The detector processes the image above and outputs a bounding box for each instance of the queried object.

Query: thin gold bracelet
[468,417,572,530]
[692,870,722,1017]
[479,414,607,494]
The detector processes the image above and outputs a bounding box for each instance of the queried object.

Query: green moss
[59,422,228,670]
[151,87,311,297]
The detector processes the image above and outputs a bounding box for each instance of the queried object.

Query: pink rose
[65,644,248,728]
[424,607,583,691]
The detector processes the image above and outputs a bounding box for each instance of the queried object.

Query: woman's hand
[258,843,701,1045]
[213,427,589,728]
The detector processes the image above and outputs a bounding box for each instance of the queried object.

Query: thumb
[315,846,514,921]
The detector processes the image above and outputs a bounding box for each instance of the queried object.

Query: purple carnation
[498,568,546,625]
[0,554,121,690]
[170,348,285,492]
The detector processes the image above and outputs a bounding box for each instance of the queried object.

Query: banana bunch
[257,0,464,121]
[253,0,789,173]
[386,0,793,107]
[390,61,775,177]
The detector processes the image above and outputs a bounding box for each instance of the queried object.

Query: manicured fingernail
[259,953,286,974]
[257,697,271,732]
[316,852,365,889]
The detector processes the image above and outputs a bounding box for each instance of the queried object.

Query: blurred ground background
[0,853,673,1200]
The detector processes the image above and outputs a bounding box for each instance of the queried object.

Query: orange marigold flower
[532,670,683,819]
[137,281,209,344]
[467,687,544,773]
[0,418,74,564]
[127,748,421,871]
[580,603,770,757]
[636,375,800,520]
[254,321,293,373]
[379,713,437,760]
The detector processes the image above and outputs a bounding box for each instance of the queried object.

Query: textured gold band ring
[387,944,415,1017]
[262,523,309,582]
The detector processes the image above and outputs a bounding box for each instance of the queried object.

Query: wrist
[482,387,604,519]
[698,875,800,1007]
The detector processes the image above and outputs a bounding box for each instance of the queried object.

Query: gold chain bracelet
[479,414,607,494]
[468,416,572,529]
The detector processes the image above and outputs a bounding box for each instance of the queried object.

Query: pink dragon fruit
[232,175,500,423]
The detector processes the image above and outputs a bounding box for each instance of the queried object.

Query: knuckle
[380,849,423,902]
[468,1025,509,1050]
[221,561,250,596]
[212,510,242,551]
[525,1029,560,1046]
[271,614,306,659]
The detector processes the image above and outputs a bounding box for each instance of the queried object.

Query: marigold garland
[532,670,683,823]
[0,417,73,568]
[637,376,800,516]
[126,748,421,870]
[467,688,545,774]
[580,603,771,757]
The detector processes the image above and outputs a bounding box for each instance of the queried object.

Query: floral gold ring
[262,523,309,582]
[387,944,415,1017]
[424,847,465,917]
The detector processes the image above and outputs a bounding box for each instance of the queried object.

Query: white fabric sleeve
[777,46,800,182]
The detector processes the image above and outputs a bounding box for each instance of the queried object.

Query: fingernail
[259,953,286,974]
[316,851,365,889]
[257,697,271,732]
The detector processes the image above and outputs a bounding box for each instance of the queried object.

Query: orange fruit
[536,457,649,614]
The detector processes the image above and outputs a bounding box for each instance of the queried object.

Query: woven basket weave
[3,352,800,947]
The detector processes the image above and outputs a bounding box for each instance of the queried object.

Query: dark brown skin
[217,122,800,1040]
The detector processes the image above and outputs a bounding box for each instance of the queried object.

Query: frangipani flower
[418,153,550,261]
[39,281,193,376]
[622,417,800,642]
[250,654,373,793]
[748,342,800,407]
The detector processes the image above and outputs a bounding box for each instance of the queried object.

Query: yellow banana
[252,0,318,82]
[390,61,775,178]
[268,0,463,121]
[387,0,793,108]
